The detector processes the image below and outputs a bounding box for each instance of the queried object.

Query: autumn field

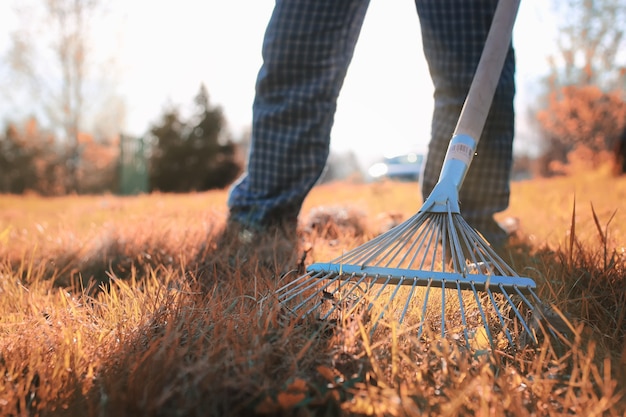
[1,168,626,416]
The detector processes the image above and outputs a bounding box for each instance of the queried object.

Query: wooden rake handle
[454,0,521,141]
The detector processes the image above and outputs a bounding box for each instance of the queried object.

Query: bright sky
[0,1,557,165]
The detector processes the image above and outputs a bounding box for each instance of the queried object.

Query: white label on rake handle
[446,143,474,166]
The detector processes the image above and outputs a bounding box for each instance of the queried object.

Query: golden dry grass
[1,169,625,416]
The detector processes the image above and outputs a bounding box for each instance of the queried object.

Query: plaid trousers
[228,0,515,232]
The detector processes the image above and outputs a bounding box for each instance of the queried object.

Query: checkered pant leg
[416,0,516,224]
[227,0,370,228]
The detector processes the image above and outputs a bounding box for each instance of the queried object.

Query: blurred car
[367,152,424,182]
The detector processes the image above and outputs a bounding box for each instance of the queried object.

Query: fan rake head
[277,208,548,351]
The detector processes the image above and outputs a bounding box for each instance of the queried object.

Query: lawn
[0,169,625,416]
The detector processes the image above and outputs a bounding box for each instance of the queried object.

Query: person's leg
[415,0,516,246]
[228,0,370,230]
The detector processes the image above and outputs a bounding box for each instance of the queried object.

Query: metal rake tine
[371,275,408,334]
[398,215,431,271]
[400,223,429,270]
[279,275,330,317]
[486,287,515,347]
[457,220,492,272]
[365,274,392,312]
[516,287,554,345]
[437,215,450,271]
[423,218,445,271]
[499,284,535,342]
[455,218,491,263]
[456,281,471,347]
[280,270,333,304]
[399,277,419,325]
[417,278,434,339]
[368,216,427,268]
[375,223,420,268]
[285,271,342,311]
[277,269,325,296]
[463,220,517,276]
[314,272,368,318]
[528,287,545,307]
[514,286,537,311]
[318,272,371,320]
[441,279,446,339]
[527,291,568,342]
[446,213,464,273]
[512,287,552,345]
[392,217,436,269]
[471,283,494,347]
[342,213,423,265]
[423,216,442,271]
[447,211,467,273]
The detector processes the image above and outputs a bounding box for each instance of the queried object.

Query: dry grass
[1,171,625,416]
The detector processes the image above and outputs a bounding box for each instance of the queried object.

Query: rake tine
[526,289,561,339]
[277,269,325,296]
[370,275,402,333]
[460,222,490,272]
[417,278,434,339]
[451,213,471,274]
[528,288,559,342]
[514,286,536,311]
[456,281,471,347]
[399,277,419,325]
[281,271,335,305]
[457,222,481,269]
[366,274,392,312]
[445,213,460,273]
[527,291,566,341]
[378,214,430,268]
[377,224,419,268]
[319,272,371,320]
[500,284,535,343]
[316,272,368,317]
[286,272,345,315]
[348,213,423,266]
[440,215,449,273]
[396,217,434,269]
[471,282,494,347]
[426,217,442,271]
[486,287,515,347]
[441,279,446,338]
[467,223,517,276]
[529,288,544,307]
[309,273,355,319]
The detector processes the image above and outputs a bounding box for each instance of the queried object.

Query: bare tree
[534,0,626,173]
[547,0,626,90]
[7,0,119,192]
[537,85,626,164]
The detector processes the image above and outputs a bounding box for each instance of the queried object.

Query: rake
[276,0,553,350]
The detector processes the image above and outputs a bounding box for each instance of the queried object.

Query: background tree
[537,85,626,167]
[191,84,242,190]
[6,0,123,192]
[77,133,119,193]
[149,85,242,192]
[534,0,626,174]
[0,118,68,195]
[547,0,626,90]
[148,107,188,192]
